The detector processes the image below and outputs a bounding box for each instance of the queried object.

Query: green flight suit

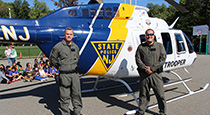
[135,41,166,115]
[50,40,82,115]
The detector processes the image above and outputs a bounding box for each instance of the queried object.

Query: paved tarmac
[0,55,210,115]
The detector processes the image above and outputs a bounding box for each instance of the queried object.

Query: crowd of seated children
[0,57,60,84]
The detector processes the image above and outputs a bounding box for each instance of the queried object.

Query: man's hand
[145,66,153,74]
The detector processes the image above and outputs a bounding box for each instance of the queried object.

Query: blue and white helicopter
[0,0,209,114]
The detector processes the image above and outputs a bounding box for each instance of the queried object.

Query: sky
[2,0,180,10]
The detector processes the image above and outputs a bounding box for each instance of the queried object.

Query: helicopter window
[175,33,186,52]
[139,34,157,44]
[82,9,89,17]
[161,33,172,54]
[140,35,146,44]
[106,7,112,17]
[68,10,77,17]
[183,32,194,53]
[99,8,104,17]
[90,8,97,17]
[113,7,118,16]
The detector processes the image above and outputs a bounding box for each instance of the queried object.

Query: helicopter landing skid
[125,70,209,115]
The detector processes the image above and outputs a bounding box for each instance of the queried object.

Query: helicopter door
[174,32,187,68]
[160,32,175,71]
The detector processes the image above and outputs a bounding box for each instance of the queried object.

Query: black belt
[60,70,76,74]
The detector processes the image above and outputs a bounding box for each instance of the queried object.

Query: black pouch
[75,65,80,73]
[55,75,60,85]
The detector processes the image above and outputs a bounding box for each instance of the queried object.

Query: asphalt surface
[0,55,210,115]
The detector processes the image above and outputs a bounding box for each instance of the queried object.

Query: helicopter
[0,0,209,114]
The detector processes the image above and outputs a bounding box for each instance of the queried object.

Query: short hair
[145,29,155,34]
[1,68,5,72]
[6,66,10,69]
[12,66,16,70]
[65,27,73,33]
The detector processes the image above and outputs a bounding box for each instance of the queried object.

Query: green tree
[0,0,14,18]
[11,0,30,19]
[12,0,22,18]
[29,0,51,19]
[147,0,209,52]
[147,3,178,25]
[19,0,30,19]
[52,0,78,8]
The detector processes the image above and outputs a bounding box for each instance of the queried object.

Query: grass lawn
[0,46,43,58]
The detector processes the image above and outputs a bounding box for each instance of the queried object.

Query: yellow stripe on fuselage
[87,4,135,76]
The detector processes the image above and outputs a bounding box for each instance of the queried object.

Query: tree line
[0,0,209,52]
[0,0,52,19]
[147,0,210,52]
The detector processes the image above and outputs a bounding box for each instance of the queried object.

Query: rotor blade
[165,0,189,13]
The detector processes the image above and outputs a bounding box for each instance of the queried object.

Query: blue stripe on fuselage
[77,20,112,74]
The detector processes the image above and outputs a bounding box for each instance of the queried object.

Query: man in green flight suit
[135,29,166,115]
[50,27,82,115]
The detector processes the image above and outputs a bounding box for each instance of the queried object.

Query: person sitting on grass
[8,66,21,82]
[0,68,11,84]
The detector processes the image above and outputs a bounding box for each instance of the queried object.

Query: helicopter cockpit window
[175,33,186,53]
[82,9,89,17]
[90,8,97,17]
[161,33,172,54]
[99,8,104,17]
[140,35,146,44]
[106,7,112,17]
[183,32,194,53]
[113,7,118,16]
[139,34,157,44]
[68,10,77,17]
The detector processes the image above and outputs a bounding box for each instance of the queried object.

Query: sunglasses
[146,34,154,36]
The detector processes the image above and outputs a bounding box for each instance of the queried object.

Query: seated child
[18,65,24,78]
[49,65,56,78]
[55,68,59,76]
[9,66,21,82]
[39,66,48,78]
[9,61,18,70]
[5,66,13,82]
[43,65,50,76]
[22,67,34,82]
[0,68,11,84]
[0,64,5,71]
[33,67,46,82]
